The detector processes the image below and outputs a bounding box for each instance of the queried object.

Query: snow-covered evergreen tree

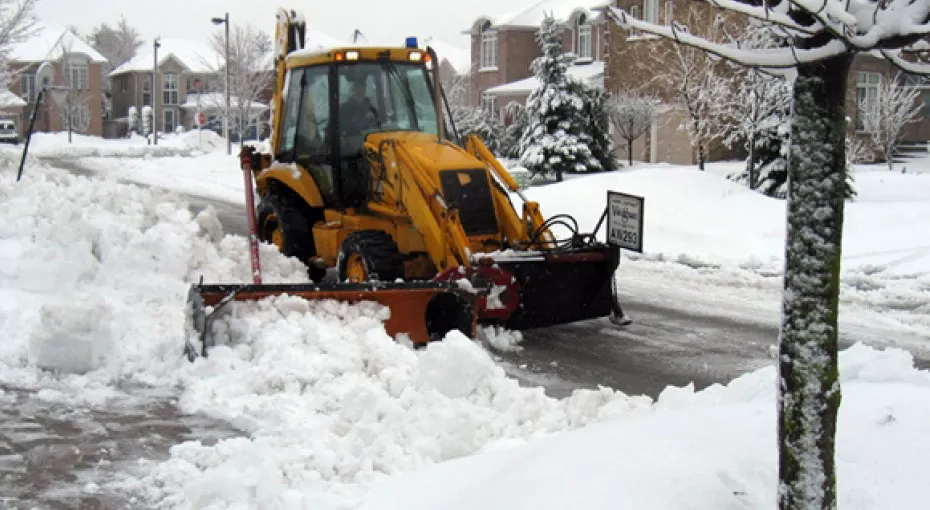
[570,80,619,172]
[518,14,600,182]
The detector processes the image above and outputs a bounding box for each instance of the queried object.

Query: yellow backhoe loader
[185,8,636,359]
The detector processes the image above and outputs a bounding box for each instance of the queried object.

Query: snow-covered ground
[1,136,928,508]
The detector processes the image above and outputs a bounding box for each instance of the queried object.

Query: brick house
[8,20,107,138]
[605,0,930,164]
[465,0,613,120]
[469,0,930,165]
[109,38,225,136]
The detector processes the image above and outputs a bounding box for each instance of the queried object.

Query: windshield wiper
[382,60,419,130]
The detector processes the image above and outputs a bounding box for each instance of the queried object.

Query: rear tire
[337,230,403,282]
[258,181,326,282]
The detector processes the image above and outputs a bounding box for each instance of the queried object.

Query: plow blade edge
[493,247,620,330]
[187,281,479,358]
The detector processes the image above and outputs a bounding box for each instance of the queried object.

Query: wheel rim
[263,214,284,251]
[270,228,284,251]
[345,253,368,282]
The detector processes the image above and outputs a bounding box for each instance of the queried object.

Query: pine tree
[518,14,600,182]
[571,80,619,172]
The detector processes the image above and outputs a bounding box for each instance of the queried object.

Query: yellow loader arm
[365,138,473,273]
[464,134,556,250]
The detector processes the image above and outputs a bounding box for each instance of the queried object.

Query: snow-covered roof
[0,89,27,108]
[485,60,604,95]
[472,0,611,31]
[9,20,107,64]
[109,38,221,77]
[181,93,268,111]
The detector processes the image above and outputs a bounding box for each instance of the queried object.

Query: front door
[163,109,176,133]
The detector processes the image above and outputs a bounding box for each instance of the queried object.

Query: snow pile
[479,325,524,352]
[0,160,309,394]
[20,130,227,158]
[0,156,651,508]
[523,164,930,277]
[360,343,930,510]
[136,299,651,508]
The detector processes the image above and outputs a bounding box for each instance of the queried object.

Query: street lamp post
[153,37,160,145]
[211,12,231,155]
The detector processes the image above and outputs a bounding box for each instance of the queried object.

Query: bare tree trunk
[778,49,852,510]
[627,138,634,166]
[698,143,706,171]
[748,134,756,189]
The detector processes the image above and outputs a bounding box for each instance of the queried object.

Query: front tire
[337,230,403,283]
[258,181,325,281]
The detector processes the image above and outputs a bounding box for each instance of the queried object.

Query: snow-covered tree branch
[0,0,37,89]
[636,4,736,170]
[86,16,142,80]
[722,22,792,190]
[606,90,657,165]
[54,39,92,143]
[204,24,274,142]
[860,73,924,170]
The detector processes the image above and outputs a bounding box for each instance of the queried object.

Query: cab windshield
[337,61,438,149]
[275,58,438,206]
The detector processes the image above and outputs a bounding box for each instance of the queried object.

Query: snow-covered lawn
[0,136,928,508]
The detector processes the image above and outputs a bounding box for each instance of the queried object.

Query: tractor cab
[273,47,441,209]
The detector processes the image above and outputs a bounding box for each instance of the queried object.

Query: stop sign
[197,112,207,126]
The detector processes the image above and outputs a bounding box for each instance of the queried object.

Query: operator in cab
[340,79,379,140]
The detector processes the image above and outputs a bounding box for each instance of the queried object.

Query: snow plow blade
[185,281,479,359]
[493,246,621,330]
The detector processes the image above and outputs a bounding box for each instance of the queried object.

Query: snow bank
[523,164,930,276]
[0,158,308,398]
[360,343,930,510]
[135,300,652,508]
[0,155,652,508]
[20,130,227,158]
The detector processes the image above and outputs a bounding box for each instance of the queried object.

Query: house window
[20,73,36,104]
[577,14,592,60]
[856,72,881,132]
[644,0,660,24]
[163,73,179,105]
[142,78,152,106]
[481,92,497,118]
[65,59,89,89]
[479,21,498,69]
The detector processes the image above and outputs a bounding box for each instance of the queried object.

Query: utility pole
[212,12,231,155]
[153,37,160,145]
